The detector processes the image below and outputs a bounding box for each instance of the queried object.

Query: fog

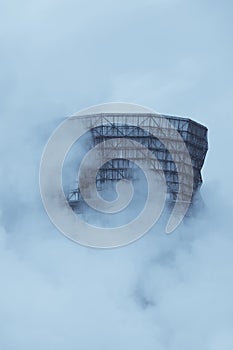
[1,0,233,349]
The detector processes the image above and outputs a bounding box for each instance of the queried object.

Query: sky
[0,0,233,349]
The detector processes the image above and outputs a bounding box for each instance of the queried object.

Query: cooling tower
[68,112,208,211]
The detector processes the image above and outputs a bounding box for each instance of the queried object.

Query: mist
[1,0,233,349]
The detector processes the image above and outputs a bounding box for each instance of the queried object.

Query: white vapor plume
[1,0,233,349]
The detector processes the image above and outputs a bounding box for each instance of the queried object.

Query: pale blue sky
[1,0,233,195]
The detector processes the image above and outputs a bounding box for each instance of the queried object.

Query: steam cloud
[1,0,233,349]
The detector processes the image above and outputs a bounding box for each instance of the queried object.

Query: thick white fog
[1,1,233,349]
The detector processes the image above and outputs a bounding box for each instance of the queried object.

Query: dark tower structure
[68,112,208,211]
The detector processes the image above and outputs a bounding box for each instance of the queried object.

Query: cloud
[0,0,233,349]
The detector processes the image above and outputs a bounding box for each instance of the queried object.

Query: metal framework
[68,113,208,210]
